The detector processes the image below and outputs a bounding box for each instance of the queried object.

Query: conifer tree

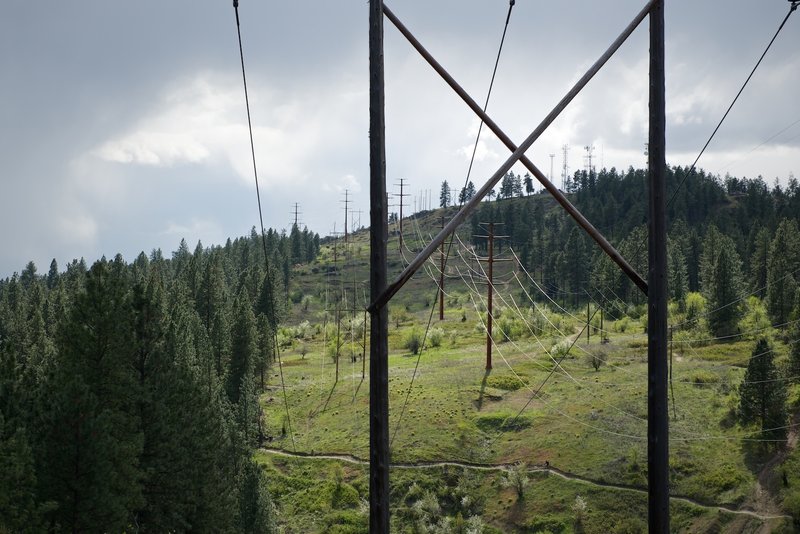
[767,219,800,325]
[439,180,451,208]
[38,260,144,531]
[706,236,744,337]
[227,290,256,405]
[739,337,787,443]
[46,259,59,290]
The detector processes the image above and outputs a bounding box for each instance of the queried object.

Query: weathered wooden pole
[439,215,445,321]
[647,0,669,531]
[486,222,494,370]
[369,0,390,530]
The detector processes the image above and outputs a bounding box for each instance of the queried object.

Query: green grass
[260,220,799,532]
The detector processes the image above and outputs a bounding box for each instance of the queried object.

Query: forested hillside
[3,165,800,532]
[0,227,319,532]
[463,166,800,324]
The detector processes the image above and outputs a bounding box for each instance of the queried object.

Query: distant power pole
[351,209,364,233]
[439,215,446,321]
[584,145,595,175]
[549,153,555,183]
[394,179,409,250]
[474,222,509,370]
[341,190,350,244]
[561,144,570,191]
[291,202,303,228]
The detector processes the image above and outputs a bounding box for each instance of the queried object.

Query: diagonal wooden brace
[368,2,653,313]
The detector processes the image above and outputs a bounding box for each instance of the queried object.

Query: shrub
[428,327,444,348]
[404,329,422,355]
[502,462,529,500]
[486,373,528,391]
[585,350,608,371]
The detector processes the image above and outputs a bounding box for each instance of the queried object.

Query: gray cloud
[2,1,799,275]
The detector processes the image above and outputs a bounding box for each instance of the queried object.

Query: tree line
[0,225,318,532]
[455,167,800,329]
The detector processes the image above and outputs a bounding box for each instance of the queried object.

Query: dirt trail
[734,413,800,533]
[259,447,791,522]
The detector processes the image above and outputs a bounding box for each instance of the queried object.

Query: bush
[486,373,528,391]
[428,327,444,348]
[689,369,719,385]
[404,329,422,355]
[502,462,529,500]
[586,350,608,371]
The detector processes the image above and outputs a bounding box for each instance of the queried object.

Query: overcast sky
[2,1,799,277]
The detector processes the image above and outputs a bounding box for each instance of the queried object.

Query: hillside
[259,179,800,533]
[2,168,800,532]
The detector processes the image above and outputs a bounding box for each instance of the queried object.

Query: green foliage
[502,462,530,500]
[486,373,528,391]
[474,411,531,432]
[688,369,720,385]
[767,219,800,324]
[738,296,772,340]
[404,328,423,355]
[586,350,608,371]
[705,232,745,337]
[739,337,788,442]
[428,327,444,348]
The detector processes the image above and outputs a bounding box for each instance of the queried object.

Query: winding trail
[259,447,791,522]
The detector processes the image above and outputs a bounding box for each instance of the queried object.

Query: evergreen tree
[767,219,800,325]
[667,237,689,304]
[238,459,276,533]
[739,337,787,442]
[227,290,257,405]
[0,415,46,532]
[524,173,534,196]
[789,296,800,381]
[46,259,59,290]
[499,172,515,199]
[512,173,524,198]
[439,180,451,208]
[706,237,745,337]
[38,260,144,531]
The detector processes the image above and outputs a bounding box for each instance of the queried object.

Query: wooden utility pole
[368,0,390,530]
[486,222,494,370]
[342,190,350,244]
[647,1,669,531]
[473,222,509,371]
[395,178,409,250]
[587,301,591,343]
[439,215,445,321]
[335,298,341,383]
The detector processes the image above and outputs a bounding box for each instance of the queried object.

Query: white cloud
[161,217,224,245]
[56,213,98,247]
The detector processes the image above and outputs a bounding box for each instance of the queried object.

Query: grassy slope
[261,205,797,533]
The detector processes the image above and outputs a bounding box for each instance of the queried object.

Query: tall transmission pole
[549,153,555,182]
[561,144,570,191]
[291,202,303,228]
[584,145,595,175]
[394,178,409,250]
[341,190,350,244]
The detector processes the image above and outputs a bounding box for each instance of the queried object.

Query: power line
[668,1,799,208]
[232,0,295,451]
[389,0,517,448]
